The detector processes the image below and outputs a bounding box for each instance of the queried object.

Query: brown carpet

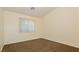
[2,38,79,52]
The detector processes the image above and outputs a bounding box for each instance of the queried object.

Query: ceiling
[2,7,56,17]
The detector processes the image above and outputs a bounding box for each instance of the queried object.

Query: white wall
[43,7,79,48]
[4,11,42,44]
[0,8,4,51]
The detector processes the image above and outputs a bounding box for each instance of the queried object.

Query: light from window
[19,18,35,32]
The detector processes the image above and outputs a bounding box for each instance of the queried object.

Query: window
[19,18,35,32]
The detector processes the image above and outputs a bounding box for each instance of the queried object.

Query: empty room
[0,7,79,52]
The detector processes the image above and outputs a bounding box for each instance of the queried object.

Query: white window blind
[19,18,35,32]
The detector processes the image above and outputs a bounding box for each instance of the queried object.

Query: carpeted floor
[2,38,79,52]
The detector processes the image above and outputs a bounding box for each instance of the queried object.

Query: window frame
[19,17,36,33]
